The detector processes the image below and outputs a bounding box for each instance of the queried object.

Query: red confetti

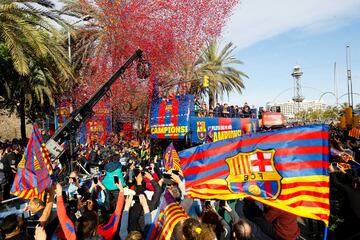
[72,0,240,120]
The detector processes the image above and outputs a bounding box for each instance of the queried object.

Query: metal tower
[292,65,305,103]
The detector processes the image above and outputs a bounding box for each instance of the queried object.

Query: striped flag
[11,124,53,199]
[163,143,181,171]
[349,127,360,139]
[146,190,189,240]
[179,124,330,225]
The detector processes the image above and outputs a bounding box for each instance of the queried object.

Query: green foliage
[183,41,247,105]
[0,41,55,120]
[294,106,339,120]
[0,1,71,76]
[0,0,74,140]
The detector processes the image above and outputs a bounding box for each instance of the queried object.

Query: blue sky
[221,0,360,108]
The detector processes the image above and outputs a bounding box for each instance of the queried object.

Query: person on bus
[242,103,250,118]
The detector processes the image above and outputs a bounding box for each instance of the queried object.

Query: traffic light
[203,75,209,87]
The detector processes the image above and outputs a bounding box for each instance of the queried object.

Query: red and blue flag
[11,124,53,199]
[179,124,330,225]
[146,190,188,240]
[163,143,181,171]
[150,94,194,139]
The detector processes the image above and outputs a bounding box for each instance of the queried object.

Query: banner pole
[323,227,328,240]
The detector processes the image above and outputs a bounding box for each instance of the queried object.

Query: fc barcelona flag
[163,143,181,171]
[349,127,360,139]
[11,124,53,199]
[146,190,189,240]
[179,124,330,225]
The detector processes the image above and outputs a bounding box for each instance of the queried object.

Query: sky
[221,0,360,108]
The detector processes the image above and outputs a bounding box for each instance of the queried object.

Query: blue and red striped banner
[191,117,259,143]
[179,124,330,225]
[11,124,53,199]
[150,94,194,139]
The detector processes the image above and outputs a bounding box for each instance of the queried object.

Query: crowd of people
[0,139,23,201]
[194,100,260,119]
[0,123,359,240]
[0,136,302,240]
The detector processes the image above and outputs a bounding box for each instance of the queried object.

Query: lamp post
[66,15,91,172]
[346,45,353,108]
[67,15,92,64]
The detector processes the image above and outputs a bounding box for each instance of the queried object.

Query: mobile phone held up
[93,177,98,184]
[331,162,340,171]
[114,175,119,184]
[163,173,173,185]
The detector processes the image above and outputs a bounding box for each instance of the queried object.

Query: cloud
[223,0,360,49]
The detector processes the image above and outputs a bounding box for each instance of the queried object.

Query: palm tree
[0,0,70,75]
[0,0,73,143]
[58,0,104,74]
[322,106,339,120]
[184,41,248,108]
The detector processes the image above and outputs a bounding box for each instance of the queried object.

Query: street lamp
[66,15,91,172]
[67,15,92,64]
[346,45,353,108]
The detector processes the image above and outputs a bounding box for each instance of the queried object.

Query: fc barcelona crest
[225,149,282,199]
[165,103,173,112]
[196,121,206,140]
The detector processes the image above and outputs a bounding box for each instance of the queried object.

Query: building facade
[266,100,326,118]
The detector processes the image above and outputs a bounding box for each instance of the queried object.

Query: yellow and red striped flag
[11,124,53,199]
[349,127,360,139]
[146,190,189,240]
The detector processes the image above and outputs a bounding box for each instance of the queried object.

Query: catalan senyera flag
[179,124,330,225]
[146,190,189,240]
[349,127,360,139]
[163,143,181,171]
[11,124,53,199]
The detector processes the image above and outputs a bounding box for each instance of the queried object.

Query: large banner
[55,98,73,130]
[179,124,330,225]
[79,101,112,145]
[150,95,194,139]
[191,117,259,143]
[121,122,133,140]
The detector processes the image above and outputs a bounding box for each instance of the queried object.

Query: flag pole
[323,227,328,240]
[351,159,360,166]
